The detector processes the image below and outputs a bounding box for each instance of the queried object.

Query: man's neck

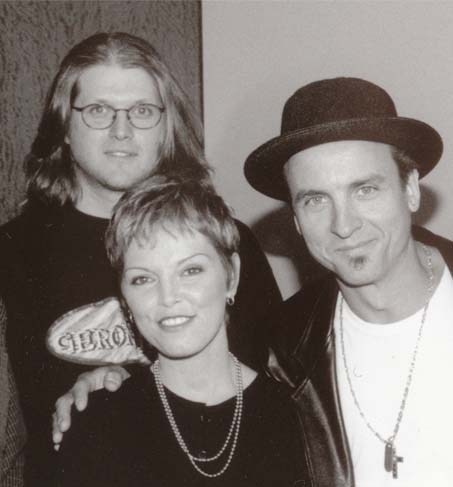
[74,186,123,219]
[338,241,442,324]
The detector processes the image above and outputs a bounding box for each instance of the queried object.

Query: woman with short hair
[54,176,306,487]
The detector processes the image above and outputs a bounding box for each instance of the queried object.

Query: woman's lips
[159,316,193,328]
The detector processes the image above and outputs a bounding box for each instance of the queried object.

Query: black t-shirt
[0,200,281,485]
[55,370,307,487]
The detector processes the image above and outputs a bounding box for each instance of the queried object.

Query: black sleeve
[228,219,282,369]
[54,391,123,487]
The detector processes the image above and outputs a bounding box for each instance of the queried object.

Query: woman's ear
[227,252,241,299]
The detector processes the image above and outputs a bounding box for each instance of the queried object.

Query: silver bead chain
[151,353,243,478]
[338,244,434,447]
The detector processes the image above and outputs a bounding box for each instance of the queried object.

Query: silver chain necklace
[339,244,434,479]
[151,353,243,478]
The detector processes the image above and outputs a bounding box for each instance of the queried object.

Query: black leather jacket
[266,227,453,487]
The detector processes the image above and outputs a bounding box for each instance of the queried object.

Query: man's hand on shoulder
[52,365,130,450]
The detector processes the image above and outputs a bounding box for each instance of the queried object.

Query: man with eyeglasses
[0,33,280,486]
[71,103,164,131]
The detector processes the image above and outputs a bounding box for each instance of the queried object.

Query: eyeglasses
[71,103,165,130]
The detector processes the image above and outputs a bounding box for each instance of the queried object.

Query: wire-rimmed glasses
[71,103,165,130]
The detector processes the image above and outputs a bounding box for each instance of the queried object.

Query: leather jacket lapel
[292,278,354,487]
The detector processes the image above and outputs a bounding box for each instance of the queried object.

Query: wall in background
[0,0,201,223]
[203,0,453,298]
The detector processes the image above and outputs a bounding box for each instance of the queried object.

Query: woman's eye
[130,275,152,286]
[182,266,203,277]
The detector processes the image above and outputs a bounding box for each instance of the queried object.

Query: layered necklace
[339,244,434,479]
[151,353,243,478]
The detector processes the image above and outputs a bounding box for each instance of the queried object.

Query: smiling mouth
[159,316,193,328]
[104,151,137,157]
[337,239,376,253]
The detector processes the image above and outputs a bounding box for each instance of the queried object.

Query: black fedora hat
[244,77,443,201]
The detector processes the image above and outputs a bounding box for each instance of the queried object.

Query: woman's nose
[158,278,180,307]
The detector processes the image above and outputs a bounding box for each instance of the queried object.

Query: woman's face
[121,226,239,360]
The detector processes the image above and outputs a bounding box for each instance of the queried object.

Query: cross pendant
[384,441,404,479]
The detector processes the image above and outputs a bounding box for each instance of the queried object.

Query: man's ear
[227,252,241,298]
[405,169,421,213]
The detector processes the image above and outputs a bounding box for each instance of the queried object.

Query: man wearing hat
[52,77,453,486]
[245,77,453,486]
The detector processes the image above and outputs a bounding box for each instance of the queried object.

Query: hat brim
[244,117,443,201]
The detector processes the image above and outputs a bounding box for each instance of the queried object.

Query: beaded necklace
[151,353,243,478]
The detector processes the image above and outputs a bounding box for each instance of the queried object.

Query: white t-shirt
[334,266,453,487]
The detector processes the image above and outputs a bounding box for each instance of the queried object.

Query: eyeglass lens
[81,104,163,129]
